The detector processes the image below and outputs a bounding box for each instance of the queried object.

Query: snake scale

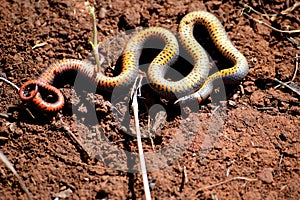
[19,11,249,112]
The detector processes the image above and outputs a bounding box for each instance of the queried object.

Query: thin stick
[180,166,188,191]
[243,2,300,19]
[0,113,10,118]
[291,54,298,82]
[6,105,35,119]
[219,133,235,142]
[0,151,33,200]
[197,176,258,191]
[243,4,277,17]
[130,76,140,99]
[48,147,119,175]
[274,54,298,89]
[88,6,102,74]
[273,53,299,92]
[243,12,300,33]
[280,2,300,15]
[131,76,152,200]
[257,107,274,110]
[0,77,20,91]
[57,113,91,159]
[287,37,299,49]
[32,42,47,50]
[274,78,300,96]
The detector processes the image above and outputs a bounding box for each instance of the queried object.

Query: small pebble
[99,7,107,19]
[36,56,43,62]
[232,93,239,100]
[258,168,273,183]
[228,100,236,107]
[55,188,73,198]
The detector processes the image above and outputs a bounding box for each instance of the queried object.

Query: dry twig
[274,78,300,96]
[243,2,300,20]
[197,176,258,192]
[0,151,33,200]
[242,4,300,33]
[131,76,152,200]
[243,12,300,33]
[273,55,299,94]
[291,54,299,82]
[243,3,277,18]
[180,165,188,191]
[0,76,20,91]
[32,42,47,50]
[48,147,119,176]
[57,113,91,159]
[287,37,299,49]
[0,113,10,118]
[281,2,300,15]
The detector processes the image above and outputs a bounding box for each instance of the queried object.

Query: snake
[19,11,248,112]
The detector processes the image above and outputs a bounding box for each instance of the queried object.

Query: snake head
[174,93,202,105]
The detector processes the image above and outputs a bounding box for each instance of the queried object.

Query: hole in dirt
[223,83,240,98]
[95,190,109,199]
[254,78,274,90]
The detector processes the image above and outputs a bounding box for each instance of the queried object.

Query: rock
[258,168,274,183]
[99,7,107,19]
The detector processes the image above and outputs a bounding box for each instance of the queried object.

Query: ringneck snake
[19,11,248,112]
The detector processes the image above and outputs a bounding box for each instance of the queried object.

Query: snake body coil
[19,11,248,112]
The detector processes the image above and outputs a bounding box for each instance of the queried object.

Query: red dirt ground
[0,0,299,199]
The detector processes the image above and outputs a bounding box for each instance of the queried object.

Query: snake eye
[19,80,39,101]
